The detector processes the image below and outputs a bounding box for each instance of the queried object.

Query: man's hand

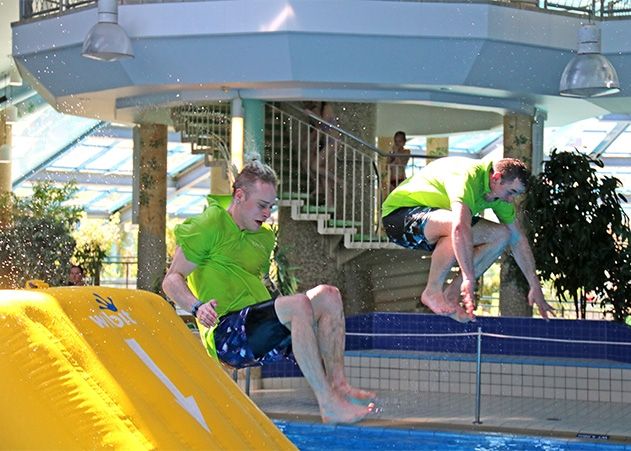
[528,286,555,320]
[460,278,476,318]
[196,300,218,328]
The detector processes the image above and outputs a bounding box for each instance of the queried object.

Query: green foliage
[268,224,299,296]
[72,213,121,285]
[0,182,82,287]
[523,149,631,321]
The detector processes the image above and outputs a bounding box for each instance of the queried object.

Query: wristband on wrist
[191,301,203,318]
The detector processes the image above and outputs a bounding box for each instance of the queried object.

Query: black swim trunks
[214,299,293,368]
[382,206,438,251]
[383,206,483,251]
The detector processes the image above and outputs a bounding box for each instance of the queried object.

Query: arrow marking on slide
[125,338,210,432]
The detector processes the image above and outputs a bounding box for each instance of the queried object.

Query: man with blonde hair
[164,160,375,424]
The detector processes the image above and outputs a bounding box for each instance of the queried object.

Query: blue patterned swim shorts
[214,299,293,368]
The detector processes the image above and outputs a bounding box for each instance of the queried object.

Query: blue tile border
[262,313,631,378]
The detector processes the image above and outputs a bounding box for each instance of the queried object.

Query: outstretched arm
[451,202,476,315]
[162,246,218,327]
[506,220,555,319]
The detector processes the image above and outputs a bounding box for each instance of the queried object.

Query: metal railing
[99,256,137,289]
[18,0,631,21]
[266,103,434,248]
[344,328,631,424]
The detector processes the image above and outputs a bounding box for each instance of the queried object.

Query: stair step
[344,241,401,249]
[319,227,356,235]
[328,219,362,228]
[279,192,310,200]
[302,205,335,215]
[296,213,331,221]
[352,234,390,243]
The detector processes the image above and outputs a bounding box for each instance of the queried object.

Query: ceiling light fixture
[82,0,134,62]
[559,23,620,98]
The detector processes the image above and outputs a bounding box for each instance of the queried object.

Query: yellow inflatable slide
[0,286,295,449]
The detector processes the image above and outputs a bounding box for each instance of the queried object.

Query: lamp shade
[82,22,134,61]
[560,24,620,97]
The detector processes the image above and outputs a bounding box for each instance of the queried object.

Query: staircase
[171,101,427,250]
[171,103,232,170]
[264,102,405,250]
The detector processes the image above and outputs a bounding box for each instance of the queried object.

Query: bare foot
[421,290,455,315]
[442,294,475,323]
[334,382,376,402]
[447,308,475,323]
[443,283,460,307]
[320,395,375,424]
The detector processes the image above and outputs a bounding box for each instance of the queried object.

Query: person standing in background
[387,131,411,192]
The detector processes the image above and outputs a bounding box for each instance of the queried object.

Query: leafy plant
[0,182,82,287]
[523,148,631,321]
[72,213,121,285]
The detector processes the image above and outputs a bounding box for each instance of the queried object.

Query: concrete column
[531,109,546,176]
[133,124,167,292]
[0,112,12,227]
[244,99,265,161]
[500,113,534,317]
[209,164,232,195]
[426,137,449,157]
[0,112,16,289]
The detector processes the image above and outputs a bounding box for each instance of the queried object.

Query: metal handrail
[266,102,437,249]
[282,102,434,161]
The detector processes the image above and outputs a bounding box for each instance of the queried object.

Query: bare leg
[274,293,373,424]
[306,285,376,402]
[421,236,459,314]
[444,222,511,309]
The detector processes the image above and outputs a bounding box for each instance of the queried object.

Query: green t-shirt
[382,157,516,224]
[174,198,275,358]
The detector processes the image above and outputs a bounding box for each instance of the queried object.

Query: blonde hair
[232,160,278,195]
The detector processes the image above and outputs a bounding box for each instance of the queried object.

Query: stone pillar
[133,124,167,292]
[0,112,15,288]
[0,112,12,227]
[426,137,449,157]
[500,113,534,317]
[244,99,265,161]
[209,164,232,195]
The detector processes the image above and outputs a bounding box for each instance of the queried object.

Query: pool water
[275,421,629,450]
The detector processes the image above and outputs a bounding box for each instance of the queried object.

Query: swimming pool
[275,421,630,450]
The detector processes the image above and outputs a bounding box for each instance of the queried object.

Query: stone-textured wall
[0,112,15,288]
[278,206,432,315]
[500,113,533,317]
[276,101,435,314]
[134,124,167,293]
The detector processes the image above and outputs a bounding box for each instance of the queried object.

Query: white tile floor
[251,387,631,444]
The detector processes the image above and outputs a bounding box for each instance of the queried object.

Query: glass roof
[12,105,209,218]
[545,118,631,212]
